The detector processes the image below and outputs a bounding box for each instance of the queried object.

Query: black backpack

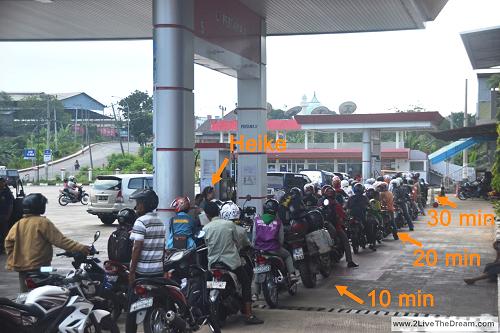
[107,226,133,263]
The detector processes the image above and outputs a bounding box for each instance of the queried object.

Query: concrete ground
[0,186,497,333]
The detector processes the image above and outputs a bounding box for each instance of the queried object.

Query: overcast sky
[0,0,499,117]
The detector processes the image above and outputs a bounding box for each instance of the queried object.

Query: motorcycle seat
[0,298,45,318]
[135,277,180,288]
[210,262,231,270]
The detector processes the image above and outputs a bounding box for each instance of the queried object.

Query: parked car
[267,172,311,196]
[87,174,153,225]
[0,167,20,187]
[300,170,335,187]
[333,172,350,180]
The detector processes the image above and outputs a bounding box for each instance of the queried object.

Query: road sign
[23,148,36,160]
[43,149,52,163]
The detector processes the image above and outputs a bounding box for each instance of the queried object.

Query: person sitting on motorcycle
[303,183,319,209]
[167,196,198,250]
[321,186,358,267]
[377,182,399,240]
[66,176,79,199]
[341,179,353,197]
[253,199,297,278]
[347,183,377,251]
[391,178,414,231]
[332,176,349,206]
[202,201,264,325]
[4,193,90,292]
[287,187,307,220]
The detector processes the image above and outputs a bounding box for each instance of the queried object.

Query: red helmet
[170,196,191,213]
[321,185,335,198]
[332,176,341,189]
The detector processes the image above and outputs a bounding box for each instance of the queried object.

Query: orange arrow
[398,233,422,247]
[436,196,457,208]
[211,158,229,186]
[335,285,365,305]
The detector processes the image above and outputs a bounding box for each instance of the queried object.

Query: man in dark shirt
[0,177,14,254]
[347,183,376,250]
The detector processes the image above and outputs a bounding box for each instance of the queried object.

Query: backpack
[107,226,133,263]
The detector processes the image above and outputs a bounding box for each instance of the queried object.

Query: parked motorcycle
[394,204,407,229]
[346,215,366,254]
[0,270,118,332]
[457,181,488,200]
[59,186,89,206]
[253,249,297,308]
[381,209,397,240]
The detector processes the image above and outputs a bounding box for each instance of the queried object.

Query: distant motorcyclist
[303,183,319,209]
[341,179,353,197]
[321,185,358,267]
[347,183,376,251]
[391,179,414,231]
[167,196,198,250]
[66,176,79,199]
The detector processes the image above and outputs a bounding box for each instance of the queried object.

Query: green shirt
[203,218,242,270]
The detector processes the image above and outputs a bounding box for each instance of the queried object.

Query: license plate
[130,297,153,312]
[206,281,226,289]
[253,265,271,274]
[97,196,107,201]
[293,247,304,260]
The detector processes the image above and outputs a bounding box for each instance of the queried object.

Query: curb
[18,142,110,173]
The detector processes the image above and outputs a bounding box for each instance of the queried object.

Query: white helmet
[365,184,374,191]
[396,177,403,186]
[390,179,399,186]
[341,180,349,188]
[220,201,240,221]
[365,178,376,185]
[68,176,76,182]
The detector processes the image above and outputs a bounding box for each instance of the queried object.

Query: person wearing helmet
[66,176,79,199]
[4,193,90,291]
[253,199,297,279]
[128,189,165,283]
[378,182,399,240]
[347,183,377,250]
[341,179,352,196]
[303,183,318,208]
[365,178,376,186]
[391,178,414,231]
[332,176,348,205]
[202,201,264,325]
[321,186,358,267]
[287,187,306,220]
[220,201,251,250]
[411,174,426,216]
[167,196,198,250]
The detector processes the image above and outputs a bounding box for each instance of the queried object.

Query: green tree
[489,75,500,192]
[119,90,153,146]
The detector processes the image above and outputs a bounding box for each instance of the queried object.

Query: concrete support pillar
[395,131,400,148]
[400,131,405,148]
[153,0,195,233]
[304,130,309,149]
[334,131,338,149]
[362,128,372,181]
[236,22,267,214]
[219,132,224,143]
[275,130,279,141]
[371,129,381,177]
[340,132,344,147]
[311,131,315,144]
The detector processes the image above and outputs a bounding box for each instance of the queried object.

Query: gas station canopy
[461,25,500,70]
[0,0,448,41]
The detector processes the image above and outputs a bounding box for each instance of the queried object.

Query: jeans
[232,265,252,303]
[337,228,354,263]
[267,247,295,275]
[400,202,414,229]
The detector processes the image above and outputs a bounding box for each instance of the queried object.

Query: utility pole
[463,79,468,180]
[74,107,78,141]
[86,109,94,169]
[46,97,50,181]
[111,103,125,156]
[53,107,58,151]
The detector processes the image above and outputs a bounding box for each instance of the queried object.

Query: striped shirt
[130,212,166,275]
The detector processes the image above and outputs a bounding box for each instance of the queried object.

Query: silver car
[87,174,153,225]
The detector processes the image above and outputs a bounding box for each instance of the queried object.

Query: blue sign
[43,149,52,163]
[23,148,36,160]
[44,149,51,156]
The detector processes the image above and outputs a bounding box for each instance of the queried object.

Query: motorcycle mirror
[323,199,329,206]
[93,231,100,242]
[245,194,252,202]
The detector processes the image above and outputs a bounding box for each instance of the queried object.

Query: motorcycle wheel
[144,304,177,333]
[58,194,69,206]
[85,313,119,333]
[262,274,279,308]
[319,254,332,278]
[81,194,90,205]
[298,262,317,288]
[457,192,467,200]
[106,294,123,321]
